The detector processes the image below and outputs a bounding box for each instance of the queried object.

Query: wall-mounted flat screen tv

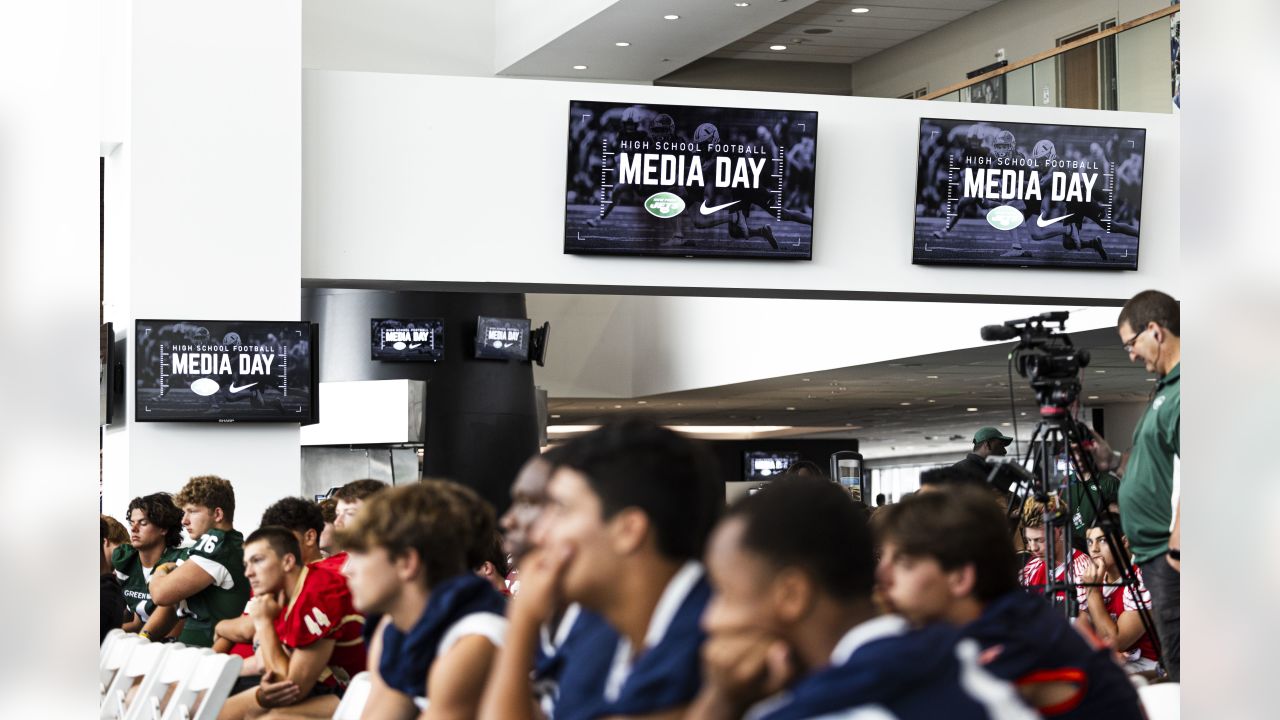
[135,320,318,423]
[565,100,817,260]
[913,117,1146,270]
[743,450,802,481]
[474,317,530,361]
[371,318,445,362]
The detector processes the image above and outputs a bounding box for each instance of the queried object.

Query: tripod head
[981,311,1091,418]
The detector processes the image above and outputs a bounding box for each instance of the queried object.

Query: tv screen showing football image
[135,320,315,422]
[913,118,1146,270]
[371,318,445,362]
[564,100,817,259]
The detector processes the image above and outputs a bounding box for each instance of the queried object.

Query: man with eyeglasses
[1115,289,1180,681]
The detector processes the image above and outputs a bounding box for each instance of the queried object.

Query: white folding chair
[101,635,144,702]
[1138,682,1180,720]
[101,641,171,719]
[124,645,210,720]
[159,652,243,720]
[331,671,373,720]
[101,629,130,674]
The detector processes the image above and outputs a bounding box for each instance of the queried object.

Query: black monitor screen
[743,451,802,481]
[371,318,445,362]
[475,317,530,360]
[135,320,316,422]
[565,100,817,260]
[913,117,1145,270]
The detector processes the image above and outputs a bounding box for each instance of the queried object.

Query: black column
[302,288,538,514]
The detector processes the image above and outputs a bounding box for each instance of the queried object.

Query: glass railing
[921,4,1179,113]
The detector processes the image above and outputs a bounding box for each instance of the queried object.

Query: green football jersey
[111,543,184,623]
[175,528,250,647]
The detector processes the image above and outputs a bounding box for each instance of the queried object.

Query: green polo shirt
[1119,363,1180,564]
[1069,470,1121,539]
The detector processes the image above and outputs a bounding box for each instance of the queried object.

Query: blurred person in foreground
[690,477,1034,720]
[877,486,1143,719]
[101,517,126,642]
[1115,288,1181,681]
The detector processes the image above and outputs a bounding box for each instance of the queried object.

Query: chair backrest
[331,672,373,720]
[1137,682,1180,720]
[124,646,210,720]
[159,652,243,720]
[101,642,171,719]
[100,636,144,699]
[101,629,126,661]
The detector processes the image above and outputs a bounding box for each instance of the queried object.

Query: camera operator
[1115,289,1180,681]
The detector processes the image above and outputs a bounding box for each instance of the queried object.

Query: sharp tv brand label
[135,320,314,422]
[371,319,445,362]
[913,118,1146,270]
[565,100,817,259]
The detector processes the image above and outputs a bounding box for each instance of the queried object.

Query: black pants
[1139,556,1180,681]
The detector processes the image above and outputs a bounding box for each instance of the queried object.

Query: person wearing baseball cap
[951,427,1013,481]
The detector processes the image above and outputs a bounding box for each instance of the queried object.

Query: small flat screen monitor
[913,117,1146,270]
[474,317,530,361]
[743,451,802,481]
[565,100,818,260]
[371,318,445,362]
[135,320,317,423]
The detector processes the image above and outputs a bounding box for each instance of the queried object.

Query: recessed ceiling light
[966,407,979,412]
[770,44,788,51]
[1087,395,1099,400]
[927,399,936,403]
[1095,369,1107,373]
[735,2,750,6]
[851,7,870,13]
[786,406,796,411]
[899,402,911,406]
[572,65,588,70]
[663,14,679,20]
[637,400,647,404]
[927,375,939,379]
[1146,377,1157,382]
[802,378,810,382]
[615,42,630,47]
[550,414,561,419]
[613,404,623,409]
[1001,422,1011,427]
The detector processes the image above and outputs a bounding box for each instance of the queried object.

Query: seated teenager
[339,480,508,719]
[113,492,185,640]
[480,419,722,720]
[480,451,619,720]
[876,486,1144,719]
[149,475,251,647]
[217,527,366,720]
[1019,496,1092,611]
[1077,523,1160,675]
[690,477,1033,720]
[318,498,338,558]
[101,518,127,642]
[332,478,388,531]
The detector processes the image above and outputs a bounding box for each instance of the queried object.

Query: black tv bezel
[562,99,819,262]
[742,450,802,481]
[101,321,115,426]
[910,116,1146,272]
[370,318,446,363]
[133,319,319,424]
[473,316,531,361]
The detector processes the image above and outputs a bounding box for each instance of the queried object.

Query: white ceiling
[709,0,1001,64]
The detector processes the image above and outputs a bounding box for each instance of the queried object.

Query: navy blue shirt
[534,605,620,720]
[964,590,1144,719]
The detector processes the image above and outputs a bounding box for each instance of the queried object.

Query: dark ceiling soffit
[302,279,1128,307]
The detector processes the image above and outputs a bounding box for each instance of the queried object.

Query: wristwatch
[1167,548,1180,560]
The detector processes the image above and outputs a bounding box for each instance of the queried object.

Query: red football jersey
[311,551,348,576]
[1082,565,1158,662]
[1019,549,1091,608]
[275,565,366,688]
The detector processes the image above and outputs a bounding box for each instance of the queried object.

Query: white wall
[495,0,617,72]
[304,70,1179,303]
[102,0,302,532]
[304,0,496,75]
[850,0,1167,101]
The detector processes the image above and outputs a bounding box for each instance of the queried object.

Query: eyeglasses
[1121,327,1149,353]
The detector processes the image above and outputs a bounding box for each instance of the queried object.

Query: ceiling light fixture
[899,402,911,406]
[1087,395,1099,400]
[1001,422,1011,427]
[770,44,788,50]
[572,65,588,70]
[735,2,750,6]
[786,406,796,411]
[966,407,978,412]
[637,400,647,404]
[927,375,939,379]
[615,41,630,47]
[663,14,680,20]
[851,7,870,13]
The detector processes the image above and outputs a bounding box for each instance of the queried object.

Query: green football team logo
[644,192,685,219]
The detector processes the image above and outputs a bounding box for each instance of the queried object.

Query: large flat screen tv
[371,318,445,362]
[564,100,817,260]
[913,117,1146,270]
[743,451,801,481]
[135,320,318,423]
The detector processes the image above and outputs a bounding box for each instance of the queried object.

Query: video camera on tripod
[981,311,1090,418]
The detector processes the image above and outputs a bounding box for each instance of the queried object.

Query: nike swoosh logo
[1036,213,1073,227]
[408,343,422,349]
[228,382,257,394]
[699,200,740,215]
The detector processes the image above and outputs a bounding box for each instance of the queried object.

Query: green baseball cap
[973,427,1013,445]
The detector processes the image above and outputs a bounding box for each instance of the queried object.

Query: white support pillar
[102,0,302,531]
